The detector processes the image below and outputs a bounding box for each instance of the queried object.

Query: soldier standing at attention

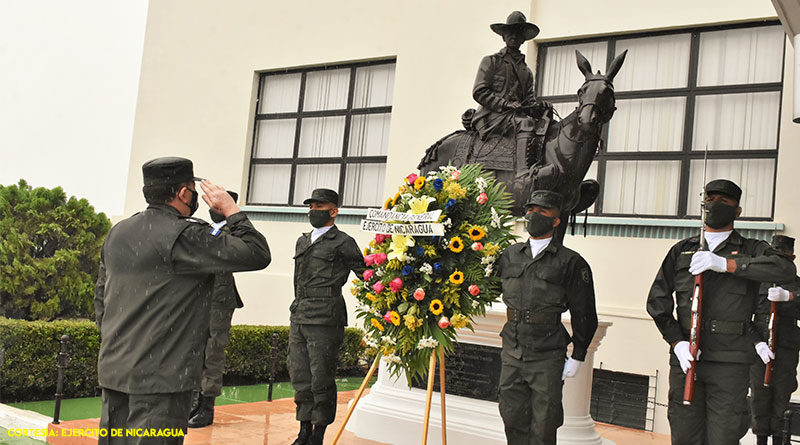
[497,190,598,445]
[188,190,245,428]
[647,179,796,445]
[289,188,365,445]
[750,235,800,445]
[94,157,271,444]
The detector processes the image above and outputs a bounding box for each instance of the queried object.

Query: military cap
[303,188,339,206]
[142,157,203,187]
[227,190,239,203]
[705,179,742,202]
[772,235,795,252]
[525,190,562,209]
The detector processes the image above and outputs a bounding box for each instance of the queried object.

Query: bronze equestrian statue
[418,12,626,243]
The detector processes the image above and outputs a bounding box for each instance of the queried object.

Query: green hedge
[0,317,366,403]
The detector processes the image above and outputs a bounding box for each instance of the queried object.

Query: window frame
[246,58,396,207]
[535,21,785,220]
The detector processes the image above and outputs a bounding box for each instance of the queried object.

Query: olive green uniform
[199,266,243,397]
[750,277,800,438]
[289,225,365,426]
[647,231,796,445]
[497,240,598,445]
[94,205,271,444]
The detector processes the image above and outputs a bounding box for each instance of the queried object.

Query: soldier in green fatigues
[750,235,800,445]
[647,179,796,445]
[188,190,245,428]
[289,188,366,445]
[497,190,598,445]
[94,158,271,444]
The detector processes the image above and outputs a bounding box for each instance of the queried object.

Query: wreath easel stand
[332,347,448,445]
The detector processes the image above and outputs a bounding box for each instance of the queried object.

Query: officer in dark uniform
[289,188,365,445]
[188,190,245,428]
[94,157,271,444]
[750,235,800,445]
[497,190,598,445]
[646,179,796,445]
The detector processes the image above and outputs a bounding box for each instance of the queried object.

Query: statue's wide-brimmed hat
[490,11,540,41]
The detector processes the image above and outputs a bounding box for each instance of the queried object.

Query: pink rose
[384,312,393,323]
[406,173,419,186]
[471,242,484,251]
[364,254,376,266]
[438,316,451,329]
[413,288,426,301]
[468,285,480,296]
[375,234,388,244]
[389,277,404,293]
[372,282,385,294]
[450,170,460,180]
[363,270,374,281]
[477,192,488,204]
[375,252,388,265]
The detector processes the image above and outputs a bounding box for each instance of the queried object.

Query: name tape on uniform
[366,208,442,222]
[360,219,444,236]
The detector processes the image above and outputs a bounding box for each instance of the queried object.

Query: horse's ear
[575,50,593,78]
[606,49,628,82]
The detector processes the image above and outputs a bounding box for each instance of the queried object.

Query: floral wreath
[353,164,516,382]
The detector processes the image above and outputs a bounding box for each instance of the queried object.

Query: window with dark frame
[247,59,396,208]
[535,22,785,219]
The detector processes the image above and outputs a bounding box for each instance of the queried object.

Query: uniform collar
[689,229,743,252]
[147,203,183,217]
[305,224,340,242]
[499,47,525,63]
[513,238,559,261]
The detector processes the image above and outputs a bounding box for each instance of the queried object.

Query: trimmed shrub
[0,318,366,403]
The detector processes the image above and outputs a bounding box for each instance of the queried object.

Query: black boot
[292,421,312,445]
[309,424,327,445]
[188,391,201,419]
[756,435,769,445]
[772,434,784,445]
[187,395,215,428]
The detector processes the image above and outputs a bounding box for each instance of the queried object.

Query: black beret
[303,188,339,206]
[772,235,795,252]
[142,157,202,187]
[705,179,742,202]
[525,190,562,209]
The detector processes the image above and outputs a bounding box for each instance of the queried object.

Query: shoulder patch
[209,226,223,237]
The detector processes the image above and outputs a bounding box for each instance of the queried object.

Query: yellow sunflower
[448,236,464,253]
[449,270,464,285]
[384,197,393,209]
[391,192,401,207]
[371,318,384,331]
[389,311,401,326]
[468,226,487,241]
[430,299,444,315]
[414,176,426,190]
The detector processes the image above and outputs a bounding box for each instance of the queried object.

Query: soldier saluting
[94,157,271,444]
[750,235,800,445]
[496,190,598,445]
[647,179,795,445]
[289,188,365,445]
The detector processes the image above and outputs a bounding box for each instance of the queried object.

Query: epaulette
[182,216,209,225]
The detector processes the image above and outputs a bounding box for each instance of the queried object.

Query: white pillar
[346,303,614,445]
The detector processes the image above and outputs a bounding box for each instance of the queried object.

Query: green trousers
[288,323,344,426]
[749,346,799,437]
[668,361,750,445]
[498,349,564,445]
[98,388,192,445]
[199,308,235,397]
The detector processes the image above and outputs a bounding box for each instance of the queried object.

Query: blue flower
[433,178,444,191]
[433,262,443,272]
[416,246,425,256]
[445,199,456,210]
[401,265,414,275]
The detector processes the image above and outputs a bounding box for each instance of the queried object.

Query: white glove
[673,341,700,373]
[768,286,792,302]
[562,357,581,380]
[755,342,775,364]
[688,251,728,275]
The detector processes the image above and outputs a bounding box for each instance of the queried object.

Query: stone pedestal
[346,303,614,445]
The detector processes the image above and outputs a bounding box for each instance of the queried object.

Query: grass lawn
[7,377,375,422]
[0,427,44,445]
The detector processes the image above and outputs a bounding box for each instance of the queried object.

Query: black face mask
[526,211,556,238]
[187,189,199,216]
[309,209,332,228]
[209,210,225,224]
[705,200,737,229]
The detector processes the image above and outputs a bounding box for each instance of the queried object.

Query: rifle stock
[764,300,777,386]
[684,273,704,404]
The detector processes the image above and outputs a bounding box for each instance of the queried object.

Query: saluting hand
[200,180,240,218]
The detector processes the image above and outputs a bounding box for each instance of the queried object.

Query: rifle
[684,145,708,405]
[765,286,777,387]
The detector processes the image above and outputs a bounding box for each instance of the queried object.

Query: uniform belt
[682,318,746,335]
[301,286,336,297]
[506,308,560,325]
